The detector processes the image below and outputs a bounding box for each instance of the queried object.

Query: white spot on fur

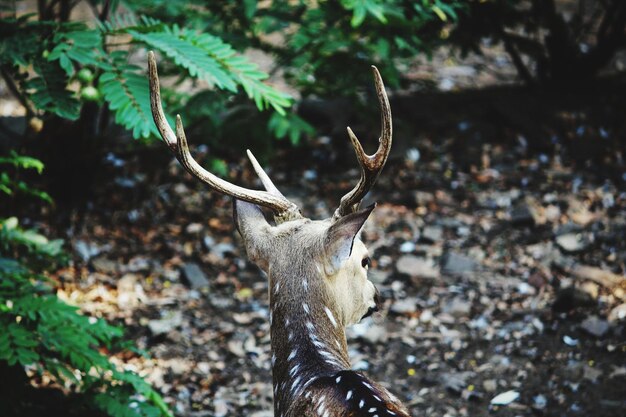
[274,282,280,294]
[306,321,315,331]
[336,376,342,384]
[369,407,377,412]
[303,279,308,291]
[363,381,373,389]
[288,349,297,361]
[319,350,334,359]
[311,338,325,348]
[271,354,276,367]
[303,303,310,314]
[289,364,300,376]
[346,390,353,400]
[291,376,302,393]
[324,306,338,327]
[359,399,365,408]
[317,401,325,416]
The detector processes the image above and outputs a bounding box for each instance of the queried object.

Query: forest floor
[42,106,626,417]
[5,40,626,417]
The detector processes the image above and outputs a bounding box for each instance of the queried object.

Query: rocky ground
[44,124,626,417]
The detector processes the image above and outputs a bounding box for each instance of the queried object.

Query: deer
[148,51,412,417]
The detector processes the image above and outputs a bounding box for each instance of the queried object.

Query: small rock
[127,256,151,272]
[213,399,228,417]
[211,242,236,259]
[414,191,434,206]
[533,394,547,410]
[483,379,497,393]
[396,255,440,279]
[443,297,472,318]
[421,226,443,243]
[442,252,477,275]
[441,372,473,394]
[117,273,145,309]
[148,310,183,335]
[608,303,626,322]
[399,241,416,253]
[367,269,389,285]
[462,388,482,401]
[92,257,117,274]
[182,263,210,289]
[74,240,102,261]
[580,315,610,337]
[556,233,589,253]
[250,412,274,417]
[186,222,204,234]
[390,298,418,314]
[582,365,602,382]
[510,202,536,226]
[579,282,599,299]
[563,335,579,346]
[419,309,434,324]
[490,390,519,406]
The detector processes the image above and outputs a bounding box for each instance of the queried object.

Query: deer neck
[269,269,350,414]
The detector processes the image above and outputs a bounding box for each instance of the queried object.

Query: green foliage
[0,156,173,417]
[127,20,291,114]
[26,59,82,120]
[269,112,316,146]
[0,151,52,203]
[128,0,465,98]
[99,51,157,138]
[0,2,292,142]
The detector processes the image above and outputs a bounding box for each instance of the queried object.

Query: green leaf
[431,5,448,22]
[25,61,80,120]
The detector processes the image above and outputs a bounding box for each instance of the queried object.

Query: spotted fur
[235,201,412,417]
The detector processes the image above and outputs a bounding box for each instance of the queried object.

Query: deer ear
[324,204,375,274]
[233,199,272,268]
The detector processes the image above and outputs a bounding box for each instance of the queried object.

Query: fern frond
[24,60,81,120]
[185,31,292,114]
[129,26,237,91]
[127,23,292,113]
[99,52,157,139]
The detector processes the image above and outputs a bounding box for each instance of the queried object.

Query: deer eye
[361,256,371,269]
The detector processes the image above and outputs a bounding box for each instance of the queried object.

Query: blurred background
[1,1,625,416]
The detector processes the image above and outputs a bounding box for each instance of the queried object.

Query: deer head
[149,52,411,417]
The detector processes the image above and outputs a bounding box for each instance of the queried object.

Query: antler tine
[148,51,301,221]
[333,65,393,220]
[246,149,287,198]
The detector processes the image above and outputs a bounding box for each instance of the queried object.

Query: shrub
[0,1,292,141]
[0,154,172,417]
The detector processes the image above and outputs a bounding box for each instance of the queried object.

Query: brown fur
[235,201,411,417]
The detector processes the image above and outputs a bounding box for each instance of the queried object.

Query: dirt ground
[40,108,625,417]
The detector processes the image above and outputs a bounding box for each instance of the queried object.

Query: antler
[333,66,392,220]
[148,51,301,222]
